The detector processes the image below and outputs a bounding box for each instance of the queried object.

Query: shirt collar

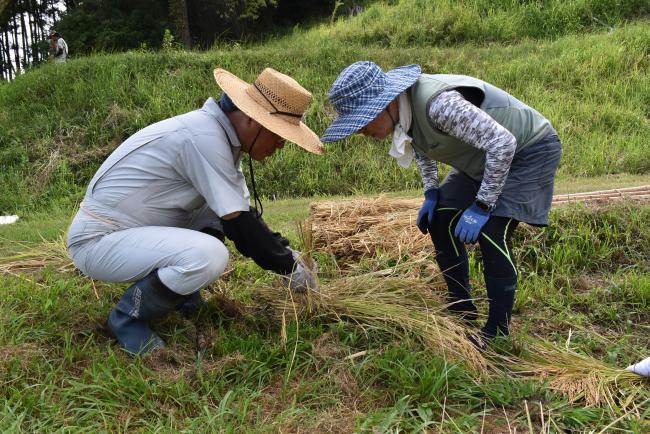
[201,97,242,149]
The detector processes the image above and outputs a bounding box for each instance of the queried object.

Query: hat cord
[248,126,264,218]
[253,83,302,118]
[386,106,397,126]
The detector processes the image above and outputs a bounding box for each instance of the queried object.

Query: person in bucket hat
[323,61,562,347]
[67,67,324,356]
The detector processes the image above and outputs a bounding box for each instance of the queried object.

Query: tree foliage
[0,0,341,71]
[56,0,338,52]
[0,0,64,80]
[56,0,170,53]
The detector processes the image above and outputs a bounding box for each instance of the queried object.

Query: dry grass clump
[258,268,648,408]
[308,186,650,264]
[501,340,650,408]
[552,185,650,204]
[0,235,74,275]
[309,195,429,263]
[0,343,42,367]
[256,271,494,379]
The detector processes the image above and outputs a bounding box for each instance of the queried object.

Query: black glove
[250,206,290,247]
[200,226,225,242]
[222,211,294,274]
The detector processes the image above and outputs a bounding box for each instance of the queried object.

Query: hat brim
[320,64,421,143]
[214,68,324,155]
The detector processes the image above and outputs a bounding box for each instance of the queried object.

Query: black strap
[212,109,264,218]
[248,126,264,218]
[253,83,302,118]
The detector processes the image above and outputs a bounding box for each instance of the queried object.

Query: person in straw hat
[322,61,562,347]
[66,67,324,356]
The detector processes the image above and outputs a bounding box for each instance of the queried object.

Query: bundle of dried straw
[309,186,650,264]
[500,340,649,409]
[0,235,75,275]
[308,196,428,263]
[255,272,493,378]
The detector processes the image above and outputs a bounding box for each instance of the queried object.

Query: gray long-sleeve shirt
[414,90,517,206]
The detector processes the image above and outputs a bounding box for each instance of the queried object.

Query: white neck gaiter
[388,92,414,168]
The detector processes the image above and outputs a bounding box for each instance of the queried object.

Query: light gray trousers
[68,206,228,296]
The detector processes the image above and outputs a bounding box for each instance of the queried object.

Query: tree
[0,0,65,80]
[169,0,191,48]
[56,0,170,53]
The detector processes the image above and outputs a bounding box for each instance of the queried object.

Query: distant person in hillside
[67,68,323,356]
[349,3,363,16]
[48,38,57,60]
[322,61,562,347]
[48,31,68,63]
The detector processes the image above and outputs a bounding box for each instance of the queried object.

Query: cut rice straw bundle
[256,273,495,378]
[309,188,650,264]
[309,195,429,263]
[0,235,75,275]
[502,340,649,408]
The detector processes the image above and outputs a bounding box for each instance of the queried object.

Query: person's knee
[479,218,518,278]
[198,238,229,282]
[430,209,462,254]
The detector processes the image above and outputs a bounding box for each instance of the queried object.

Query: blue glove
[454,202,491,243]
[416,188,438,234]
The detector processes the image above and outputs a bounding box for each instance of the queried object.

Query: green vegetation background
[1,0,649,213]
[1,1,649,431]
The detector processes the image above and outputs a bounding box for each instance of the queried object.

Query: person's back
[49,32,68,63]
[55,37,68,62]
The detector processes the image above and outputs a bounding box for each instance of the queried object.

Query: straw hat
[213,67,324,155]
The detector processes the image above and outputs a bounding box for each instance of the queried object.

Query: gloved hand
[416,188,438,234]
[454,202,491,243]
[282,249,318,293]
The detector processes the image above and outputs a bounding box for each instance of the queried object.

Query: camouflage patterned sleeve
[428,90,517,206]
[413,147,439,192]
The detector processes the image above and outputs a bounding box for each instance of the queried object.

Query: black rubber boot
[107,271,189,356]
[436,253,478,321]
[481,275,517,340]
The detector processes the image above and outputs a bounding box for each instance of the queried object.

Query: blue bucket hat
[321,61,421,143]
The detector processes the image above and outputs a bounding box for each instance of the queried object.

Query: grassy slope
[0,4,649,211]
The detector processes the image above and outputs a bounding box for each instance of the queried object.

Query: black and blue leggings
[430,208,519,337]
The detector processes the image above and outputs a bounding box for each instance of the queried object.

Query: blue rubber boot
[481,275,517,340]
[107,271,189,356]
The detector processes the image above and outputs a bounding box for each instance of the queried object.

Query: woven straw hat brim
[321,65,421,143]
[214,69,324,155]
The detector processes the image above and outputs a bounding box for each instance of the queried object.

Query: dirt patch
[481,408,524,434]
[211,293,248,319]
[571,274,607,293]
[0,343,42,369]
[142,347,245,382]
[312,332,349,362]
[256,376,362,433]
[303,407,363,433]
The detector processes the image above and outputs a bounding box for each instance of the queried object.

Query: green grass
[1,1,649,430]
[280,0,650,48]
[1,16,649,212]
[1,196,649,432]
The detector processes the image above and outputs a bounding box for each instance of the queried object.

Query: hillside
[0,1,649,212]
[1,2,649,431]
